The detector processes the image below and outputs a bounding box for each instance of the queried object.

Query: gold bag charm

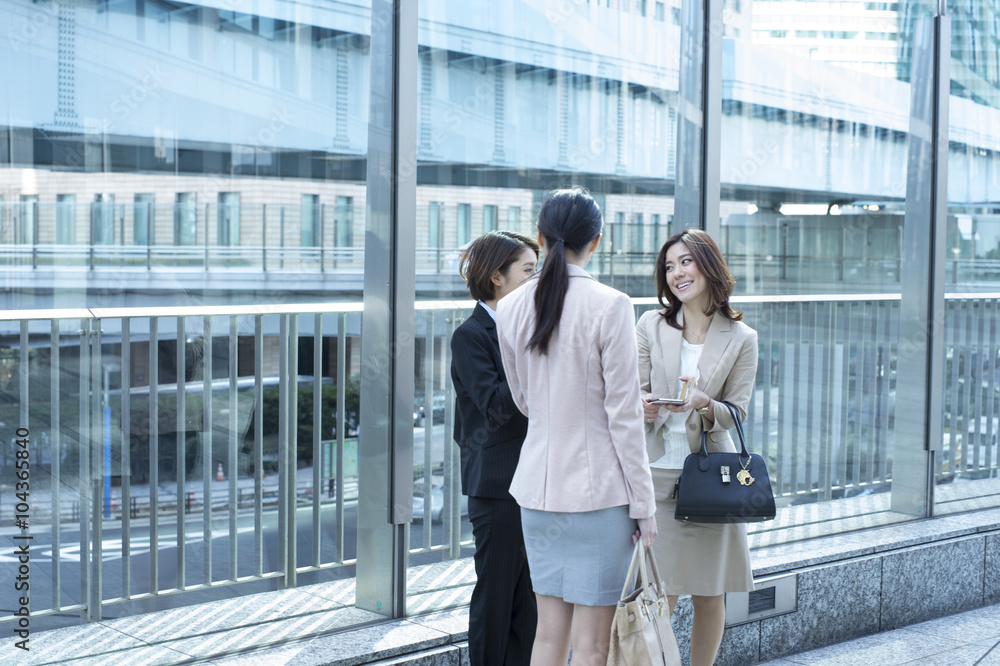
[737,469,755,486]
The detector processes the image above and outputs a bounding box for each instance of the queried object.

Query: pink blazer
[496,264,656,520]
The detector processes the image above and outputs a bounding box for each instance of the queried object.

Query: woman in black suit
[451,230,539,666]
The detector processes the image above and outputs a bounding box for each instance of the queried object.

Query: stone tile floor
[758,602,1000,665]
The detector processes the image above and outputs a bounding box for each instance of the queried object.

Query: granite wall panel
[985,532,1000,605]
[880,535,985,629]
[758,555,882,661]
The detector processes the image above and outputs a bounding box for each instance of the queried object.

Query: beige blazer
[636,308,758,460]
[497,264,656,520]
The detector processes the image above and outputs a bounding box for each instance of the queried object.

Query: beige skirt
[650,467,755,596]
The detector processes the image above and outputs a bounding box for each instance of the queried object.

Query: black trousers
[467,496,536,666]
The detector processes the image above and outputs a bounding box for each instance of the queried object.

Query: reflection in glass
[936,0,1000,514]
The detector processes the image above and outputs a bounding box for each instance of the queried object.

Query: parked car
[413,391,447,427]
[412,479,468,522]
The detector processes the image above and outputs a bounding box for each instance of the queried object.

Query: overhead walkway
[5,506,997,665]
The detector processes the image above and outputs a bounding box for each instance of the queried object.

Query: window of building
[483,204,498,232]
[429,201,443,247]
[92,194,115,245]
[56,194,76,244]
[19,195,38,245]
[457,203,471,246]
[217,192,240,246]
[301,194,320,247]
[335,195,354,247]
[133,193,153,246]
[654,2,665,21]
[175,192,197,246]
[507,205,521,233]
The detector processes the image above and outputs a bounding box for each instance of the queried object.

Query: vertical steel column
[51,321,62,609]
[893,9,949,516]
[202,316,213,584]
[229,316,239,580]
[674,0,722,236]
[90,323,103,620]
[422,312,434,550]
[312,314,323,567]
[335,314,347,563]
[357,0,417,618]
[288,314,298,584]
[176,318,186,589]
[121,319,131,599]
[149,318,160,595]
[254,316,264,576]
[79,319,92,619]
[278,315,289,582]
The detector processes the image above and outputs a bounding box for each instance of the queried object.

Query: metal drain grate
[725,573,797,626]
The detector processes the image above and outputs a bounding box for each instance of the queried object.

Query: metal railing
[0,294,997,627]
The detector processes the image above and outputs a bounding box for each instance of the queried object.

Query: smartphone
[650,397,688,405]
[649,378,692,405]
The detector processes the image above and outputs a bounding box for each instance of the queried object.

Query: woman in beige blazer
[637,229,757,666]
[497,188,657,666]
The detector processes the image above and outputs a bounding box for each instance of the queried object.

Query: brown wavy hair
[654,228,742,330]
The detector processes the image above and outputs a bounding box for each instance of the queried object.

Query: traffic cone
[111,490,119,513]
[216,462,224,482]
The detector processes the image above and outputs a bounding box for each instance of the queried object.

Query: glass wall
[409,0,688,611]
[937,0,1000,514]
[0,0,375,635]
[720,1,946,545]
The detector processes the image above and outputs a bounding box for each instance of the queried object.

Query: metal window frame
[356,0,417,619]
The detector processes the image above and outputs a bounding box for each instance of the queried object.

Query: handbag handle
[620,541,666,599]
[699,401,750,466]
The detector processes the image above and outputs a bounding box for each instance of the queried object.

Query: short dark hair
[654,228,742,329]
[459,231,539,302]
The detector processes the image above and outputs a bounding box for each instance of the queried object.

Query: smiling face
[493,247,538,301]
[664,241,708,309]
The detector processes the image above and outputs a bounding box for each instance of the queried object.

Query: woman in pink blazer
[637,229,758,666]
[497,188,657,666]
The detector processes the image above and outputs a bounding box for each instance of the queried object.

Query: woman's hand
[632,516,658,548]
[659,376,712,416]
[641,393,660,424]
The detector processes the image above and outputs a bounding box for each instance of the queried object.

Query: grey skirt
[520,505,636,607]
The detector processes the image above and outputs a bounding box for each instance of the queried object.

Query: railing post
[262,203,268,271]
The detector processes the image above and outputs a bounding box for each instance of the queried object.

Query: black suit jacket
[451,303,529,500]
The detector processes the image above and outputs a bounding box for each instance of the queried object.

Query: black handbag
[673,402,776,523]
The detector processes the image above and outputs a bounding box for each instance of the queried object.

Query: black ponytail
[527,188,603,354]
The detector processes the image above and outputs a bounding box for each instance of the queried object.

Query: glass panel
[936,1,1000,514]
[0,0,375,637]
[413,0,684,614]
[721,3,931,546]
